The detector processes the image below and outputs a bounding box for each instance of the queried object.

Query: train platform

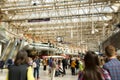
[0,66,78,80]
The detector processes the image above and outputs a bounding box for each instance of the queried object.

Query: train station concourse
[0,0,120,80]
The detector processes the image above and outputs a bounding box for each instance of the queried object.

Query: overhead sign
[28,18,50,22]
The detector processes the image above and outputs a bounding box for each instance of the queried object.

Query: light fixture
[56,36,63,43]
[95,29,99,32]
[104,23,109,26]
[91,30,95,34]
[91,29,99,34]
[31,0,40,6]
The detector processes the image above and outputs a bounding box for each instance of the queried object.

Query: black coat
[8,64,29,80]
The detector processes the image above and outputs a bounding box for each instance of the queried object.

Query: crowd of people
[78,45,120,80]
[0,44,120,80]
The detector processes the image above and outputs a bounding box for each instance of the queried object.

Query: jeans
[34,67,39,78]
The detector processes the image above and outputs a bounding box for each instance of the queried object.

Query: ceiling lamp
[91,30,95,34]
[104,23,109,26]
[31,0,40,6]
[91,29,99,34]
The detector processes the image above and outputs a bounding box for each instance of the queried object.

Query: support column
[0,43,2,57]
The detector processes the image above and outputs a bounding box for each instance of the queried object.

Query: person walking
[33,56,40,80]
[42,58,47,71]
[103,45,120,80]
[62,58,67,75]
[70,59,76,75]
[51,58,56,80]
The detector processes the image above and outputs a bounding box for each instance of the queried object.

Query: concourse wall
[102,31,120,51]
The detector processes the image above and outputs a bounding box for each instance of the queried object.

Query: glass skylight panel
[7,0,18,2]
[103,7,113,13]
[111,4,119,12]
[70,9,81,14]
[4,0,119,27]
[103,16,112,20]
[45,0,54,3]
[74,0,88,3]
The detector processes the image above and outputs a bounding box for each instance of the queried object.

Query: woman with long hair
[78,51,111,80]
[6,49,35,80]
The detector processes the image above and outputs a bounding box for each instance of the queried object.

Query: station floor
[0,66,78,80]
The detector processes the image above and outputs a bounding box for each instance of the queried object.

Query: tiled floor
[0,66,78,80]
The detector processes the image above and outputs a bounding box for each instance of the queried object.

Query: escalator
[2,39,24,60]
[0,40,11,60]
[12,39,25,59]
[7,38,18,60]
[3,39,17,62]
[0,38,25,68]
[6,39,25,61]
[12,42,20,59]
[19,39,25,50]
[0,39,15,68]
